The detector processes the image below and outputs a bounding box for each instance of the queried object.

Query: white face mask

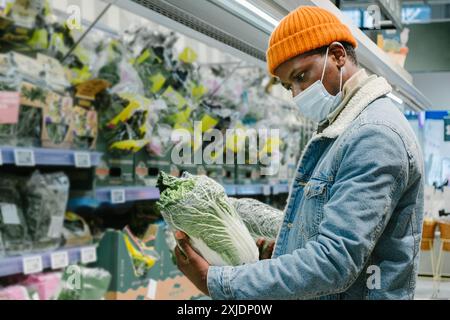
[293,46,344,123]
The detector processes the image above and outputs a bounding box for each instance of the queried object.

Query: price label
[111,189,126,204]
[147,279,158,300]
[14,149,35,166]
[81,247,97,264]
[263,185,271,196]
[74,152,91,168]
[50,251,69,270]
[23,256,43,275]
[1,203,20,225]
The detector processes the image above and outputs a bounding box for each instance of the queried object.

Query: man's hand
[256,238,275,260]
[174,231,210,296]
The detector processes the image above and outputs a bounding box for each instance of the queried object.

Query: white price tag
[47,216,65,239]
[147,279,158,300]
[81,247,97,264]
[23,256,43,275]
[50,251,69,270]
[111,189,126,204]
[1,203,20,225]
[74,152,91,168]
[14,149,35,166]
[263,185,271,196]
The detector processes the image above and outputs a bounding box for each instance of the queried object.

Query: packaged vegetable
[62,212,93,247]
[0,285,31,300]
[21,272,62,300]
[156,172,259,266]
[123,226,160,277]
[23,171,69,251]
[0,176,32,255]
[57,266,112,300]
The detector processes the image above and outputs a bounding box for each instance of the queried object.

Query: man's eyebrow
[288,67,304,80]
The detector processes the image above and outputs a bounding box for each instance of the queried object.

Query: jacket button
[287,223,293,228]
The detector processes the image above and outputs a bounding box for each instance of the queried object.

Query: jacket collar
[319,75,392,139]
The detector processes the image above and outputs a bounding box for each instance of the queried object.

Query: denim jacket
[207,76,424,300]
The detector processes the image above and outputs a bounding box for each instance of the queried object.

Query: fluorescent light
[232,0,279,27]
[387,92,404,105]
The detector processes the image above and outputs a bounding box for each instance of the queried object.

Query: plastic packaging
[0,176,32,255]
[23,171,69,251]
[123,226,160,277]
[62,212,93,247]
[229,197,283,241]
[21,272,62,300]
[57,266,112,300]
[0,286,31,300]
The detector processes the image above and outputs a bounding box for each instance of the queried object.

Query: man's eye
[295,73,305,82]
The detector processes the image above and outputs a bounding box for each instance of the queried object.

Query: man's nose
[292,87,302,98]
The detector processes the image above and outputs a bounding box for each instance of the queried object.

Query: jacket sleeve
[207,123,409,300]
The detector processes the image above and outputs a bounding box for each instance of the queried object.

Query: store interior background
[0,0,450,300]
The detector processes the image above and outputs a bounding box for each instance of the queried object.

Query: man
[174,6,424,300]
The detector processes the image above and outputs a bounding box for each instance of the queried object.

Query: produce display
[156,172,259,266]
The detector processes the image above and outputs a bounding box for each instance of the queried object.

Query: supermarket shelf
[272,183,290,195]
[94,183,290,203]
[95,186,161,204]
[235,184,270,196]
[0,245,97,278]
[113,0,431,111]
[224,185,237,196]
[0,146,102,167]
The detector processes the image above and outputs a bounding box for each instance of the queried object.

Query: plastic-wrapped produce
[0,177,32,255]
[229,197,283,242]
[62,212,93,247]
[21,272,62,300]
[0,286,31,300]
[123,226,160,277]
[23,171,69,251]
[0,73,21,146]
[157,172,259,266]
[57,266,112,300]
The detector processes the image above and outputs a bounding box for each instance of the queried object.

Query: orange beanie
[267,6,357,75]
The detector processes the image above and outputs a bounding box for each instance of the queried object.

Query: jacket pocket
[301,179,328,240]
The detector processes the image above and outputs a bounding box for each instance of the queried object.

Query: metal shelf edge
[0,245,97,278]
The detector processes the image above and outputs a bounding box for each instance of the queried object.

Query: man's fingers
[256,238,265,248]
[174,245,190,270]
[177,237,199,259]
[175,230,188,240]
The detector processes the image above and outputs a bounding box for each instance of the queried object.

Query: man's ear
[328,42,347,68]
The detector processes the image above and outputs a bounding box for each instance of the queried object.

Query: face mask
[293,46,343,123]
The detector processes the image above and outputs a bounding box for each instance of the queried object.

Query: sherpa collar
[319,75,392,139]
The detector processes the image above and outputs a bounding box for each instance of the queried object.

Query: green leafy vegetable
[156,172,258,266]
